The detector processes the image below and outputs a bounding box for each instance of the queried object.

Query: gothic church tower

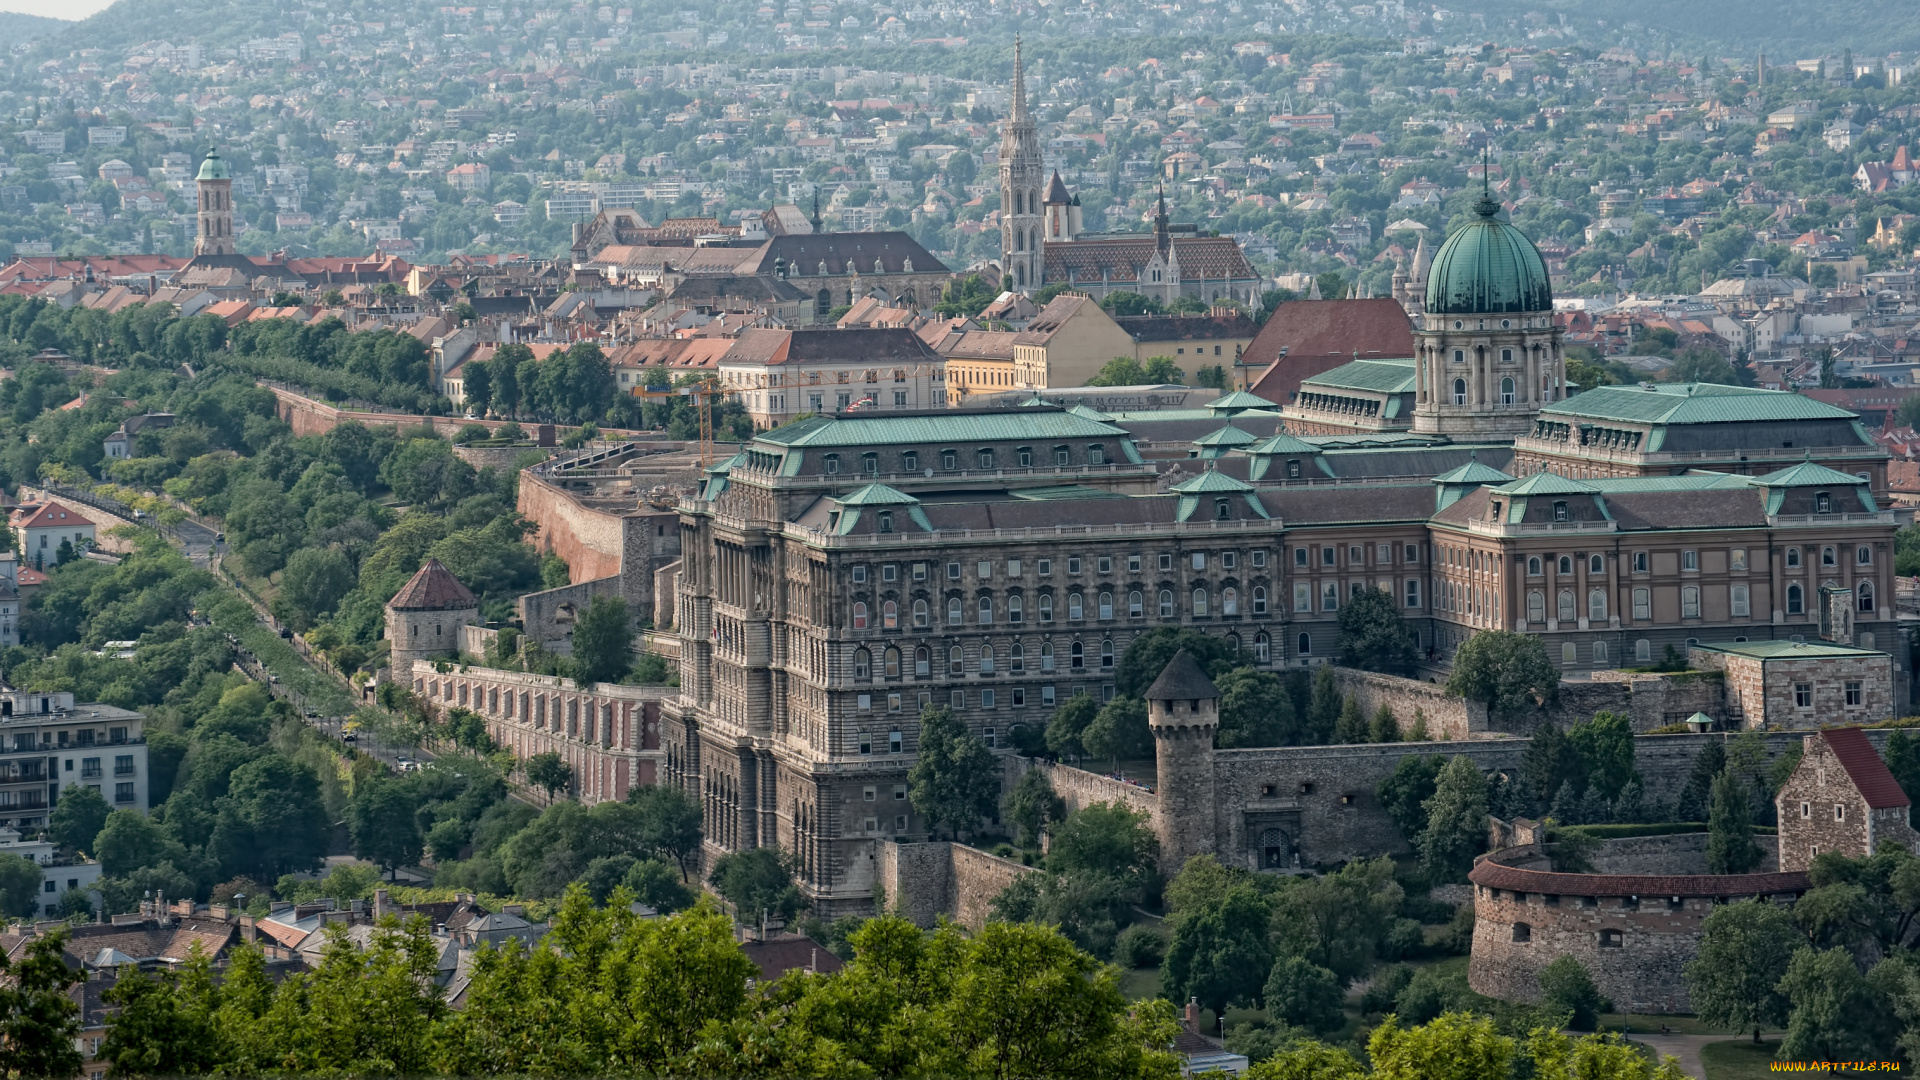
[193,147,235,257]
[999,39,1045,293]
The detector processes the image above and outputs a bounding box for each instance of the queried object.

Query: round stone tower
[384,557,479,675]
[1145,649,1219,873]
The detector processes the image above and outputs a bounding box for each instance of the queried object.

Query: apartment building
[0,688,148,832]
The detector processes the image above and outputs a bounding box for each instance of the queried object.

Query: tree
[347,776,425,877]
[1566,712,1637,802]
[709,846,805,925]
[571,595,633,685]
[1377,755,1445,844]
[1778,946,1898,1063]
[1045,692,1100,759]
[1140,356,1184,384]
[0,851,41,919]
[1368,1012,1511,1080]
[1116,626,1242,698]
[1685,899,1801,1042]
[93,808,187,878]
[1047,802,1158,889]
[525,751,574,802]
[214,754,330,881]
[278,547,356,629]
[463,358,492,415]
[1243,1042,1366,1079]
[1337,587,1416,675]
[0,930,83,1079]
[1162,880,1275,1018]
[1707,769,1762,874]
[1419,757,1490,882]
[1538,955,1605,1030]
[1265,955,1345,1034]
[1444,630,1558,717]
[1521,723,1584,810]
[622,858,694,913]
[379,437,476,509]
[1080,697,1151,771]
[1674,741,1727,822]
[907,705,1000,839]
[48,783,111,856]
[1332,696,1366,744]
[1215,666,1296,748]
[627,784,704,879]
[1305,665,1340,743]
[99,953,225,1077]
[490,344,529,417]
[1368,704,1400,744]
[1005,768,1064,848]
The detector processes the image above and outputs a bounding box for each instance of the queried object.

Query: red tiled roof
[1243,298,1415,404]
[14,501,94,530]
[388,558,476,610]
[1469,858,1810,898]
[739,932,845,980]
[1823,727,1911,809]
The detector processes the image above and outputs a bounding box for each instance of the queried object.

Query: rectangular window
[982,689,996,709]
[859,732,873,754]
[1191,552,1207,570]
[1098,556,1112,575]
[1160,553,1174,571]
[1682,550,1698,571]
[913,562,927,581]
[1731,548,1747,571]
[1068,557,1082,575]
[977,560,993,579]
[1632,588,1650,620]
[1041,685,1055,706]
[852,565,867,583]
[1294,548,1309,568]
[1222,552,1236,570]
[1008,559,1022,577]
[1795,683,1813,708]
[1129,554,1142,573]
[1321,546,1335,566]
[1038,559,1051,576]
[857,694,872,712]
[1294,583,1312,612]
[1405,580,1421,608]
[950,690,964,709]
[947,562,961,581]
[1846,681,1863,706]
[1405,544,1419,562]
[882,564,897,583]
[1012,687,1025,707]
[1322,583,1339,611]
[114,782,134,803]
[1633,551,1648,573]
[80,757,101,779]
[1251,550,1267,568]
[114,755,133,776]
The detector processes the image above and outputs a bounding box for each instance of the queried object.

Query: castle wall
[1583,832,1778,875]
[874,840,1035,931]
[519,469,630,583]
[1328,668,1483,740]
[1018,760,1158,817]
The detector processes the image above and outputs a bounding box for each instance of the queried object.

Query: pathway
[1631,1032,1771,1080]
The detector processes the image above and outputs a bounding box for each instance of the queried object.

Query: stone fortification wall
[519,468,631,583]
[452,444,549,471]
[1583,669,1726,732]
[1016,760,1158,817]
[1328,666,1726,741]
[1582,832,1779,875]
[874,840,1035,931]
[1328,668,1483,740]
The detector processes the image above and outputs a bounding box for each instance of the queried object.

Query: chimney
[373,888,389,919]
[1185,997,1201,1033]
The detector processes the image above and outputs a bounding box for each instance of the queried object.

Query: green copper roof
[195,147,230,181]
[1432,456,1514,485]
[833,482,921,506]
[1541,383,1856,426]
[1192,424,1259,447]
[1750,458,1871,487]
[1298,358,1417,394]
[1010,484,1130,501]
[757,409,1130,448]
[1489,470,1597,496]
[1066,404,1114,421]
[1246,431,1322,456]
[1692,640,1889,659]
[1168,469,1256,494]
[1424,196,1553,315]
[1207,390,1277,412]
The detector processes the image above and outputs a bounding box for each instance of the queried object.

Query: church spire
[1012,36,1027,122]
[1154,184,1170,254]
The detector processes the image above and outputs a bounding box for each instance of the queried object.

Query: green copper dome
[1424,196,1552,315]
[195,147,229,182]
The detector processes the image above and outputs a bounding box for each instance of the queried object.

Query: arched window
[915,646,930,676]
[948,646,965,675]
[1101,639,1115,668]
[1787,584,1804,615]
[1561,641,1578,665]
[1008,595,1024,623]
[1822,546,1837,566]
[1215,497,1232,520]
[882,600,898,629]
[1588,589,1607,622]
[1557,590,1575,622]
[1527,591,1545,622]
[1681,587,1700,618]
[1858,545,1873,566]
[1553,501,1570,522]
[979,646,995,674]
[1859,581,1876,612]
[1636,639,1651,662]
[1254,632,1270,661]
[1297,632,1311,655]
[913,599,929,628]
[1592,640,1609,666]
[1252,587,1267,614]
[1129,590,1144,617]
[853,602,869,630]
[1099,591,1114,620]
[1070,640,1084,669]
[1590,554,1604,574]
[1452,378,1467,405]
[854,648,871,679]
[1159,590,1175,618]
[1040,641,1055,672]
[1731,584,1750,618]
[1787,548,1802,568]
[1055,445,1071,466]
[1223,587,1239,615]
[1068,593,1084,620]
[1010,642,1025,672]
[1558,555,1573,575]
[978,596,993,624]
[943,597,961,626]
[884,647,900,677]
[1193,588,1210,617]
[1501,376,1515,405]
[1528,556,1542,576]
[863,452,878,475]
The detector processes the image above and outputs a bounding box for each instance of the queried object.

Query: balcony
[1462,517,1617,537]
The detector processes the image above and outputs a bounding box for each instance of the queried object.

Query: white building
[0,687,148,834]
[12,501,96,570]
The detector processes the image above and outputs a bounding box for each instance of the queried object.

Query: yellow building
[941,330,1020,405]
[1012,294,1137,389]
[1115,310,1258,369]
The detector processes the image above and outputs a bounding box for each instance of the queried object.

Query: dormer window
[1088,444,1107,465]
[877,511,894,533]
[1553,500,1570,522]
[1815,492,1833,514]
[863,452,878,475]
[1286,460,1301,478]
[978,448,995,470]
[1215,497,1232,520]
[1491,501,1503,519]
[824,454,841,474]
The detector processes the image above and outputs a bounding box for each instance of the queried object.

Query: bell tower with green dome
[193,147,234,257]
[1411,183,1564,438]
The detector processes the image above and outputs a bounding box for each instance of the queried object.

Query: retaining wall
[873,840,1035,931]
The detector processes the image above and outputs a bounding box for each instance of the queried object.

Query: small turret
[1144,649,1219,870]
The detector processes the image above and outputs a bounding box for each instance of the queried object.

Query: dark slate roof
[739,933,846,980]
[734,232,949,276]
[1823,727,1911,809]
[1113,312,1258,342]
[1254,484,1436,524]
[388,558,478,611]
[666,274,811,302]
[1470,859,1809,899]
[1145,649,1218,701]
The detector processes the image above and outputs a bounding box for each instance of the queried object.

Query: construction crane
[631,377,721,466]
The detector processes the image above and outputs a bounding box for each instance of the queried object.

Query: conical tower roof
[1145,649,1218,701]
[388,558,477,611]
